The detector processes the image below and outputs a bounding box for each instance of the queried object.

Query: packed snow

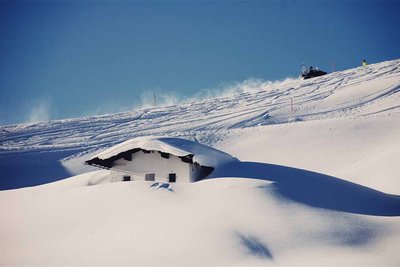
[89,136,237,168]
[1,59,400,265]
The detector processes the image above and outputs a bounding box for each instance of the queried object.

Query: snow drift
[1,59,400,265]
[87,136,236,169]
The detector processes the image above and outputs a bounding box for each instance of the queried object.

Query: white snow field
[1,59,400,265]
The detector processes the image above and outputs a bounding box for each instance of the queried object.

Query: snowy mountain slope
[1,59,400,189]
[1,60,399,154]
[217,116,400,195]
[1,59,400,265]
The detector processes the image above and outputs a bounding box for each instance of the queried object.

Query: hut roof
[85,136,236,169]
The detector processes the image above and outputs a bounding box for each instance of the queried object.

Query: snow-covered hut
[85,137,235,183]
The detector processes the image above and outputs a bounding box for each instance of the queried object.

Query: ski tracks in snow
[1,59,400,155]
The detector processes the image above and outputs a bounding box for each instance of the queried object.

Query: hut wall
[111,150,191,183]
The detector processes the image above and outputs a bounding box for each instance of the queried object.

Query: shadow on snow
[0,150,80,190]
[237,233,274,260]
[210,161,400,216]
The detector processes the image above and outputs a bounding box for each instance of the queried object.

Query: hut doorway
[169,173,176,183]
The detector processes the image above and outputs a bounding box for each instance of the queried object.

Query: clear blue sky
[1,1,399,125]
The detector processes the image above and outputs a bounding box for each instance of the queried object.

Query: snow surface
[90,136,237,168]
[1,59,400,265]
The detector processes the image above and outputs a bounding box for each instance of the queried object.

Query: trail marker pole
[153,92,157,107]
[290,98,294,120]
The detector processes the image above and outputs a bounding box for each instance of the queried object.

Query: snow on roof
[87,136,236,168]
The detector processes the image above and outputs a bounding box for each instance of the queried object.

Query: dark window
[145,173,155,181]
[123,176,131,181]
[169,173,176,183]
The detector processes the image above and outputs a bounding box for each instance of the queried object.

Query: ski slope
[1,59,400,265]
[1,60,399,154]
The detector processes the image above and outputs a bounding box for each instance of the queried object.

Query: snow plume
[192,76,297,100]
[131,76,296,111]
[82,76,298,119]
[26,100,52,123]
